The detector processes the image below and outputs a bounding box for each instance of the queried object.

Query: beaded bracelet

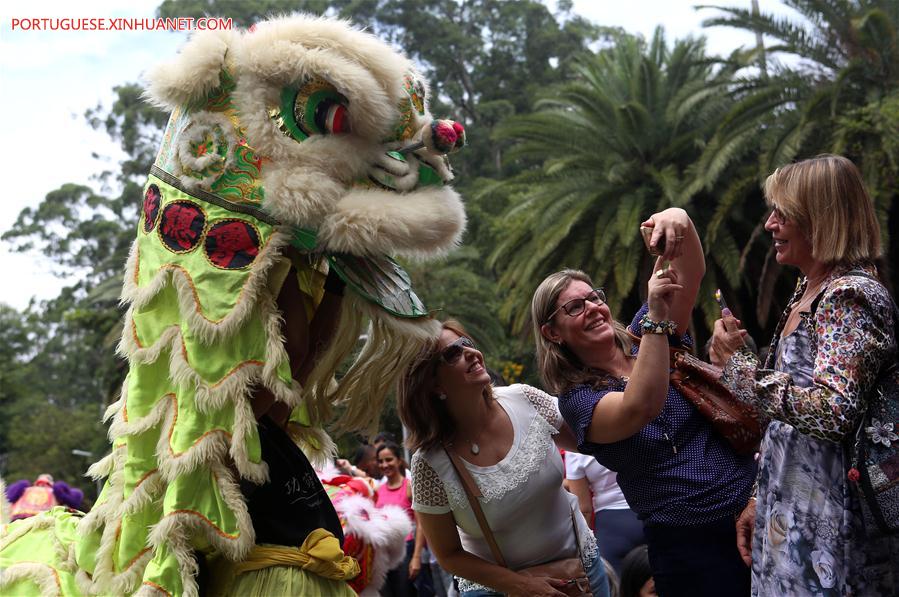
[639,314,677,335]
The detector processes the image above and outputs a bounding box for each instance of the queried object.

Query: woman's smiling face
[433,328,491,399]
[544,279,616,362]
[765,207,814,269]
[377,446,401,479]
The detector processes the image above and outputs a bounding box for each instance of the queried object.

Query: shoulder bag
[813,270,899,535]
[443,447,593,596]
[627,331,763,456]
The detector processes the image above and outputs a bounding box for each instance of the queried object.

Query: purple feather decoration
[5,479,30,503]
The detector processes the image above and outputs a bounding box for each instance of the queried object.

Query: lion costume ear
[144,30,240,109]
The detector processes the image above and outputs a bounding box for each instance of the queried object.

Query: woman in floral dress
[711,155,898,595]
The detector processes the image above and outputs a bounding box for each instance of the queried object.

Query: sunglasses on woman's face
[439,337,476,365]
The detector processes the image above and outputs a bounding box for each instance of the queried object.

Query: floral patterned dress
[722,266,898,596]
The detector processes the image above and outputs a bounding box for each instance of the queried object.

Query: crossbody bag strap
[443,446,508,568]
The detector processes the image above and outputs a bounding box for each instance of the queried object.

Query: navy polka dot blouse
[558,304,757,527]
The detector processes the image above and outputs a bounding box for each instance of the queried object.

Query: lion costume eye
[270,77,350,142]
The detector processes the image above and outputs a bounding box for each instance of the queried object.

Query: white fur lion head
[144,15,466,259]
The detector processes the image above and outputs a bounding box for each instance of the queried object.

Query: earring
[438,393,447,401]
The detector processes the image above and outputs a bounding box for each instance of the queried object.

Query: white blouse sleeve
[564,450,588,480]
[519,384,564,430]
[411,450,452,514]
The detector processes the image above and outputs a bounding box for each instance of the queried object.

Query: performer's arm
[295,267,344,385]
[253,263,345,426]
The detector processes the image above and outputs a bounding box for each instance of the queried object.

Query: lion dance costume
[0,15,465,596]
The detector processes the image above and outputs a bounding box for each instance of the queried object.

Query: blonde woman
[711,155,898,595]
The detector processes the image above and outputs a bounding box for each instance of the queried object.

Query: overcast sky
[0,0,802,310]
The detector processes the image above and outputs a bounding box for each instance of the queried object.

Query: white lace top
[411,384,597,592]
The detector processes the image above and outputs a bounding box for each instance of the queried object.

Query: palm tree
[488,28,739,334]
[696,0,899,325]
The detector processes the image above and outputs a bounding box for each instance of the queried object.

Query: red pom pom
[451,121,466,148]
[430,120,458,152]
[847,467,860,482]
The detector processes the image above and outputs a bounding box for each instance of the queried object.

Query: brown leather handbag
[444,447,593,596]
[626,331,762,455]
[668,349,763,455]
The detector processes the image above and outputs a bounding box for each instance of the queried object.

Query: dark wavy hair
[396,320,493,452]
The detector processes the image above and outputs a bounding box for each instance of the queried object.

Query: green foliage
[0,85,165,485]
[697,0,899,328]
[490,29,737,334]
[4,1,899,477]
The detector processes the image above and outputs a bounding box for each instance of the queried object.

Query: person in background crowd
[565,450,644,575]
[376,442,423,597]
[532,208,755,597]
[619,545,655,597]
[710,155,898,596]
[6,474,84,520]
[336,443,382,482]
[399,319,609,597]
[354,443,381,479]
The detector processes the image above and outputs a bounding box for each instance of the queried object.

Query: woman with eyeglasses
[709,156,898,596]
[398,320,610,597]
[531,208,756,597]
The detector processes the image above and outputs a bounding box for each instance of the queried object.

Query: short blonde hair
[764,155,881,265]
[396,320,493,453]
[531,270,633,395]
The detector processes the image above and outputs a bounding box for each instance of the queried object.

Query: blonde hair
[764,155,881,265]
[396,320,494,453]
[531,270,633,395]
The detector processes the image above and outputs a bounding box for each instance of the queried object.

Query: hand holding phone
[640,224,665,257]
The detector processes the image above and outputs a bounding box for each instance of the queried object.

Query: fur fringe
[317,185,467,260]
[143,30,239,110]
[0,511,56,551]
[0,562,62,596]
[119,229,294,348]
[288,424,338,470]
[146,462,255,597]
[337,496,412,597]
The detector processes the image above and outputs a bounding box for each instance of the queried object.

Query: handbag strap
[443,446,588,571]
[443,446,508,567]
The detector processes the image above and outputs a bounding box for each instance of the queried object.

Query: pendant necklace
[465,403,493,456]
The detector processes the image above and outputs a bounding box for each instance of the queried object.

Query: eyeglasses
[770,207,787,225]
[439,336,476,365]
[544,288,606,324]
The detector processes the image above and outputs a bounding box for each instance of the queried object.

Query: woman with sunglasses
[531,208,756,597]
[398,320,610,597]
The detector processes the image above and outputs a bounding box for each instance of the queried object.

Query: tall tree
[696,0,899,326]
[489,29,739,334]
[0,88,167,485]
